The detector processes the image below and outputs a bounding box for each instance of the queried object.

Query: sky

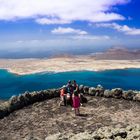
[0,0,140,58]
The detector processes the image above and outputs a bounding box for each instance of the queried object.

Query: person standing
[66,80,74,106]
[73,80,84,106]
[60,85,67,106]
[72,90,80,116]
[73,80,79,91]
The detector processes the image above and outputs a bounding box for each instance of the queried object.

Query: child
[72,90,80,116]
[60,85,67,106]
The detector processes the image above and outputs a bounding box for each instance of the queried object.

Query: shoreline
[0,56,140,75]
[1,67,140,76]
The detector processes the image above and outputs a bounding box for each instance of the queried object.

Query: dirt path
[0,96,140,140]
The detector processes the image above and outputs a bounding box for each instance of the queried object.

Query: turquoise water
[0,69,140,99]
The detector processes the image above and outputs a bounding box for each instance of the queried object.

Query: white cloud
[51,27,88,35]
[36,18,71,25]
[70,35,110,40]
[96,23,140,35]
[0,0,130,24]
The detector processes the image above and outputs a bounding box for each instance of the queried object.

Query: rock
[45,133,61,140]
[9,95,21,111]
[47,90,56,99]
[18,94,27,106]
[52,89,60,98]
[122,90,136,100]
[24,91,32,104]
[30,91,39,102]
[133,93,140,102]
[79,85,84,93]
[111,88,123,99]
[95,89,104,97]
[9,95,18,105]
[42,90,51,99]
[93,135,101,140]
[103,90,113,98]
[95,85,104,97]
[25,133,42,140]
[46,132,93,140]
[70,132,93,140]
[97,84,103,89]
[0,102,10,119]
[126,125,133,131]
[89,87,96,96]
[113,130,127,138]
[83,86,89,94]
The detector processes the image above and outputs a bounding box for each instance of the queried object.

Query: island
[0,56,140,75]
[0,47,140,75]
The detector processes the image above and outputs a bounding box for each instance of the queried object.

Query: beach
[0,56,140,75]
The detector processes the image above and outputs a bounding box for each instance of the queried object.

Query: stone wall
[0,85,140,119]
[82,85,140,101]
[0,89,60,119]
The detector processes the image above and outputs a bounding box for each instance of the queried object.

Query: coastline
[0,56,140,75]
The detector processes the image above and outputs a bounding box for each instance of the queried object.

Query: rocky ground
[0,100,5,103]
[0,96,140,140]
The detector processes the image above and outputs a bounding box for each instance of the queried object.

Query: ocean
[0,69,140,99]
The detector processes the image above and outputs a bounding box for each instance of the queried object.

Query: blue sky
[0,0,140,57]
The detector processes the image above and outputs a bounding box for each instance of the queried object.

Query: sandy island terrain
[0,56,140,75]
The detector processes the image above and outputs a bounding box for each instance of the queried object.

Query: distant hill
[93,47,140,60]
